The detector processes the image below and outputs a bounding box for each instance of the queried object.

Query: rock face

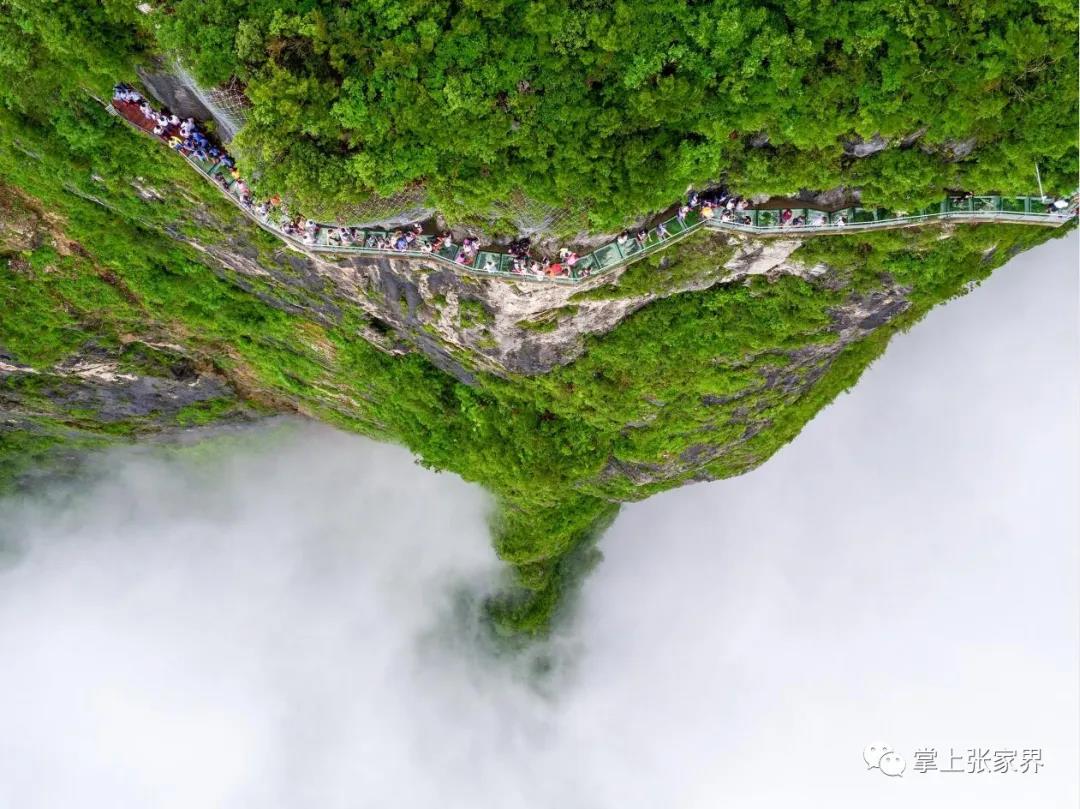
[1,171,991,507]
[595,280,912,489]
[844,134,891,158]
[188,229,822,378]
[150,210,926,494]
[137,67,231,138]
[1,343,250,432]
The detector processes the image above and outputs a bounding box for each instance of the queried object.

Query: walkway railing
[105,102,1077,287]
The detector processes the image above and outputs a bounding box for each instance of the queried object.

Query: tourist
[636,229,648,247]
[677,204,690,224]
[616,232,629,246]
[780,208,793,225]
[700,203,714,219]
[656,222,669,239]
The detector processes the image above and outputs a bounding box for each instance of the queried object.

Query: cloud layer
[0,234,1076,808]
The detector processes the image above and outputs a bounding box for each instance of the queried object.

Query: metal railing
[106,102,1077,287]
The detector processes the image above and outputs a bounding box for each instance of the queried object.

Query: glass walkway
[107,101,1078,288]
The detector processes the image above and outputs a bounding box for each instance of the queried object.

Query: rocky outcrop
[185,224,821,378]
[1,343,248,427]
[844,134,890,158]
[595,279,913,489]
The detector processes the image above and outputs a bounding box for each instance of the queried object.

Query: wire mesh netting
[488,191,590,237]
[204,76,250,125]
[169,60,248,141]
[166,63,594,235]
[319,186,432,225]
[311,187,590,237]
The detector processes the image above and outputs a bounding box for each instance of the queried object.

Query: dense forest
[1,1,1077,636]
[3,1,1078,228]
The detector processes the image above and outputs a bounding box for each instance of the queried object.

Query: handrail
[104,101,1078,287]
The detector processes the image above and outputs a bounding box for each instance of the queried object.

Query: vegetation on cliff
[2,101,1070,632]
[156,0,1079,228]
[1,1,1077,635]
[3,1,1078,229]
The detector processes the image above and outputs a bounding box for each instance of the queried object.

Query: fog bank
[0,234,1076,808]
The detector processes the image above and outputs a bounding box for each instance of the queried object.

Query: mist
[0,234,1076,808]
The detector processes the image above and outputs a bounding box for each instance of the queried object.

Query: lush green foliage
[148,0,1079,227]
[0,1,1075,635]
[4,92,1067,629]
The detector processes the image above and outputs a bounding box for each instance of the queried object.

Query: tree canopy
[0,0,1075,230]
[149,0,1078,228]
[1,0,1076,634]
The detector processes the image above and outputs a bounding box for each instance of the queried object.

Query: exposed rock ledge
[194,228,815,379]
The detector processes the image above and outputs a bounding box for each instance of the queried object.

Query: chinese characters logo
[864,744,1042,778]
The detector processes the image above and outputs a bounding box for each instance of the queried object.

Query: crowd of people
[677,189,846,228]
[502,237,586,278]
[113,83,703,279]
[114,84,229,167]
[113,84,1075,283]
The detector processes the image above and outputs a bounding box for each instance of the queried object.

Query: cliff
[3,103,1071,636]
[3,16,1078,633]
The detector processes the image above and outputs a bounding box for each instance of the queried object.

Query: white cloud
[0,234,1075,809]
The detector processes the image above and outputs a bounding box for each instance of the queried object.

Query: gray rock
[795,187,861,208]
[922,137,978,161]
[843,134,890,158]
[900,126,929,148]
[136,67,229,139]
